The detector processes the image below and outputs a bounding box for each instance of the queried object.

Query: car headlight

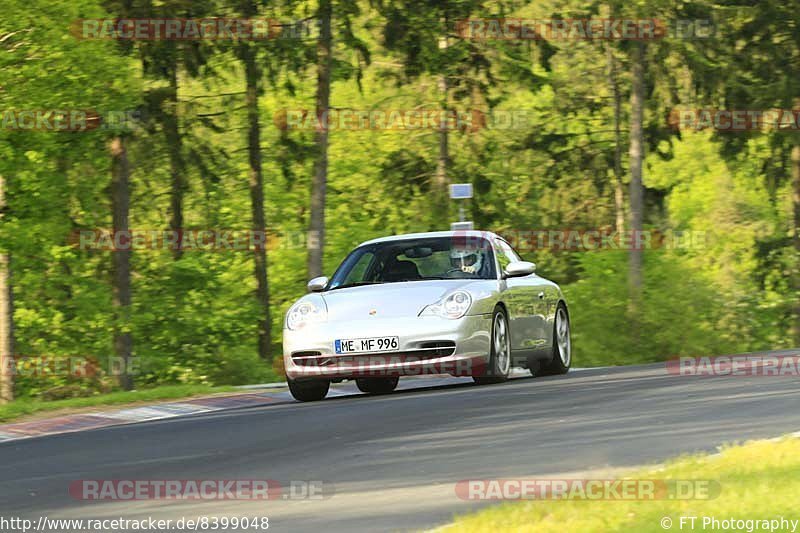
[286,298,327,330]
[420,290,472,319]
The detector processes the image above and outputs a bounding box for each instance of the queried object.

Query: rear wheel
[355,376,399,395]
[538,304,571,376]
[473,307,511,385]
[287,377,330,402]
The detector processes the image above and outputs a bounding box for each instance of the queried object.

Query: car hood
[321,281,474,321]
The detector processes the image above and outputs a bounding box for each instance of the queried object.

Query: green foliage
[0,0,796,400]
[446,436,800,532]
[566,250,737,366]
[0,384,237,422]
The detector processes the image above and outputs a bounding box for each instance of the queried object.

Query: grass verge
[0,384,240,423]
[444,436,800,532]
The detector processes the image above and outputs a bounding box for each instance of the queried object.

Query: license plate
[335,336,400,354]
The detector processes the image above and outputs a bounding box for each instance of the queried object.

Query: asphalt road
[1,354,799,532]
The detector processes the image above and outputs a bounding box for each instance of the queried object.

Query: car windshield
[328,236,496,289]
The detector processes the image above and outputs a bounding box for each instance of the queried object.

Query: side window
[495,239,521,272]
[343,252,375,284]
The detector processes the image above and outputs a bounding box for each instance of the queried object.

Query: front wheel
[287,377,330,402]
[356,376,399,395]
[473,307,511,385]
[538,304,571,376]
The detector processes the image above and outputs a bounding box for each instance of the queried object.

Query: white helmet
[450,247,483,274]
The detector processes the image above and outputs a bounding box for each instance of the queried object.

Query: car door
[495,238,549,354]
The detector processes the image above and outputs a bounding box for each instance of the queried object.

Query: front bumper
[283,314,492,380]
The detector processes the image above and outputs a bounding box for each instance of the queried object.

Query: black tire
[355,376,399,395]
[287,377,330,402]
[473,306,511,385]
[538,303,571,376]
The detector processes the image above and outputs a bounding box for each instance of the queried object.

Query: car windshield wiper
[329,281,385,291]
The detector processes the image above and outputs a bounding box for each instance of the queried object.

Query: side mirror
[307,276,329,292]
[503,261,535,279]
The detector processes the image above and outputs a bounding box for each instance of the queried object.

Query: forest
[0,0,797,401]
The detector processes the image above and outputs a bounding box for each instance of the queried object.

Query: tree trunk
[110,137,134,390]
[242,39,271,361]
[436,72,449,223]
[0,174,14,403]
[628,42,645,309]
[436,30,450,227]
[307,0,332,280]
[607,44,625,235]
[791,138,800,347]
[165,66,186,260]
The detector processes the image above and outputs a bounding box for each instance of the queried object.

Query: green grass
[444,436,800,532]
[0,384,240,423]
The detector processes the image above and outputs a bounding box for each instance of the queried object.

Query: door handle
[538,292,545,299]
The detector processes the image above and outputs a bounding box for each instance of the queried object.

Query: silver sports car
[282,230,571,401]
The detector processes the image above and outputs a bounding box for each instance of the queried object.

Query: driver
[450,247,484,274]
